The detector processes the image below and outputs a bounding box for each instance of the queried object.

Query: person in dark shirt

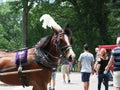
[96,48,109,90]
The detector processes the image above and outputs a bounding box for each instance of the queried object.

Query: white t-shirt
[78,52,94,73]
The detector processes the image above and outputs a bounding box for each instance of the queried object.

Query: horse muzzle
[68,55,75,62]
[63,45,75,62]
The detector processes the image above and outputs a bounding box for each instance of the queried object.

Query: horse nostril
[68,55,72,62]
[68,55,75,62]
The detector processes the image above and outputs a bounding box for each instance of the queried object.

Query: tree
[21,0,35,47]
[0,2,22,50]
[108,0,120,39]
[10,0,42,47]
[1,0,119,58]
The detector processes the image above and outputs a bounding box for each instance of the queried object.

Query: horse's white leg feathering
[40,14,62,30]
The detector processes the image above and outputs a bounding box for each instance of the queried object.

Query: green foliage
[107,0,120,38]
[0,24,9,49]
[0,2,22,50]
[0,0,120,59]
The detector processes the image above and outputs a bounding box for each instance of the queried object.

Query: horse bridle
[33,32,73,68]
[53,32,72,57]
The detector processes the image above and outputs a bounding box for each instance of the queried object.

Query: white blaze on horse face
[64,35,75,58]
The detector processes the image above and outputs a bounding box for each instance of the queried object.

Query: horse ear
[65,24,69,28]
[52,27,61,35]
[64,24,70,32]
[64,24,72,36]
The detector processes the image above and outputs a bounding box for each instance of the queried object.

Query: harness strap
[18,70,29,88]
[15,50,29,87]
[34,48,58,68]
[15,50,28,65]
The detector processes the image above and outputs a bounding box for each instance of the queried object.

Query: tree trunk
[21,0,34,48]
[21,0,30,48]
[22,7,28,48]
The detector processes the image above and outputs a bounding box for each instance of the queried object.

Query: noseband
[60,45,72,54]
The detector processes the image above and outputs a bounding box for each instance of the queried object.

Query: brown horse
[0,14,75,90]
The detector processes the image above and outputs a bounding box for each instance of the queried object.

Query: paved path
[0,72,114,90]
[54,72,114,90]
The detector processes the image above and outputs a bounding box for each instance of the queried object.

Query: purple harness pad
[15,50,28,65]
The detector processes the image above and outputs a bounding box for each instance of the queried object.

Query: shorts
[113,71,120,87]
[61,64,70,74]
[81,72,90,82]
[51,71,56,80]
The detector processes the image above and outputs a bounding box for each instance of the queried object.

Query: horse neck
[46,43,60,61]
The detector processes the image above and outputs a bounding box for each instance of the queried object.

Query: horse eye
[59,35,63,38]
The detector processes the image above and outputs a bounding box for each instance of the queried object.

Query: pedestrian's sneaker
[49,87,51,90]
[63,80,66,83]
[68,80,70,83]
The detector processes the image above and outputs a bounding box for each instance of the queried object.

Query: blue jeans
[98,72,109,90]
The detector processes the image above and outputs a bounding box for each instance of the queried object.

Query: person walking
[78,43,94,90]
[96,48,109,90]
[49,59,60,90]
[49,68,57,90]
[95,47,99,60]
[71,60,76,72]
[105,37,120,90]
[94,47,100,72]
[61,56,71,83]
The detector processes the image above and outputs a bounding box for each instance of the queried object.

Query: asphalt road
[0,72,114,90]
[55,72,114,90]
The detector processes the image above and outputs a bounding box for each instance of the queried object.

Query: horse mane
[35,35,52,49]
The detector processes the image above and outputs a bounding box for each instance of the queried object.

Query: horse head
[40,14,75,62]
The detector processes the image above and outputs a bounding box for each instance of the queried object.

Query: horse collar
[34,48,58,68]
